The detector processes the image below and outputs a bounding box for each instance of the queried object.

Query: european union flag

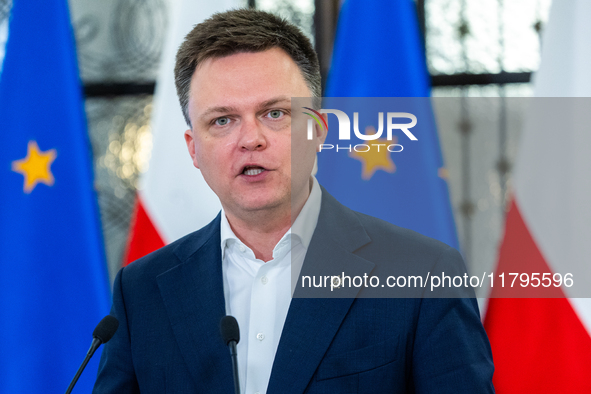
[0,0,111,392]
[318,0,458,249]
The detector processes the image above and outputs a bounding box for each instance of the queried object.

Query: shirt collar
[291,176,321,250]
[220,176,322,259]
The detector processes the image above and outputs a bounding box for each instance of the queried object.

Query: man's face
[185,47,324,219]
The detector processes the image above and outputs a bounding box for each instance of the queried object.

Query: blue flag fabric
[319,0,458,249]
[0,0,111,392]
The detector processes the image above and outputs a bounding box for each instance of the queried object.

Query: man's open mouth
[242,166,266,176]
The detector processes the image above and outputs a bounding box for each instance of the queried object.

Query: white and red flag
[125,0,240,264]
[484,0,591,391]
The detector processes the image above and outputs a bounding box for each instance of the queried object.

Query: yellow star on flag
[12,141,57,193]
[350,127,396,180]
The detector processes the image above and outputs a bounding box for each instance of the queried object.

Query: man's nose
[239,117,267,151]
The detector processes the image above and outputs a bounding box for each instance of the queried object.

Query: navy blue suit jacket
[93,189,494,393]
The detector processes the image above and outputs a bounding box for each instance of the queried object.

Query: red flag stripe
[484,200,591,392]
[124,196,166,266]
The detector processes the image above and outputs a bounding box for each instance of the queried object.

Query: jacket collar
[156,188,375,393]
[156,214,236,392]
[267,187,375,394]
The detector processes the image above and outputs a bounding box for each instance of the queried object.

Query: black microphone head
[93,315,119,344]
[220,315,240,345]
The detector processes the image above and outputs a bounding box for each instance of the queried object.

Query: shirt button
[261,276,268,285]
[256,333,265,341]
[239,245,246,253]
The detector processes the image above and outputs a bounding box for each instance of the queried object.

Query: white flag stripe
[515,100,591,297]
[514,0,591,335]
[533,0,591,97]
[142,0,241,242]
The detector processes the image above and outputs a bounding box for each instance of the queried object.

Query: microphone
[220,315,241,394]
[65,315,119,394]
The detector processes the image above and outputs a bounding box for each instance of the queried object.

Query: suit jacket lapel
[267,190,375,394]
[156,216,235,392]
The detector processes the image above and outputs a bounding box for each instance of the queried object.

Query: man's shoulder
[318,187,457,260]
[352,209,456,260]
[121,214,221,283]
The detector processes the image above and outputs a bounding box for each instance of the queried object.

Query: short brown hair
[174,8,321,127]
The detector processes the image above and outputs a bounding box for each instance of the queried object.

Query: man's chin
[234,197,290,216]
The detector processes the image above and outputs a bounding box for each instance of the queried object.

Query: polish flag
[484,0,591,391]
[125,0,240,264]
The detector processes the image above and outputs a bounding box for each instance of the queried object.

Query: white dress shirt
[220,177,322,394]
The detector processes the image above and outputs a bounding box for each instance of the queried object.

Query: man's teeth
[244,168,264,176]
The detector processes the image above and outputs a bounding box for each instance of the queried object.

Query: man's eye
[268,110,283,119]
[215,117,230,126]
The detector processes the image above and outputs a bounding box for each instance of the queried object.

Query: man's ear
[315,113,328,149]
[184,128,200,169]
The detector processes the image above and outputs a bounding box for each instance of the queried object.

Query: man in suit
[93,9,494,393]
